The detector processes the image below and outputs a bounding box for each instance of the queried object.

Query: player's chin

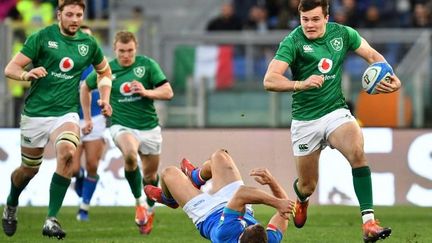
[305,32,318,40]
[69,26,79,33]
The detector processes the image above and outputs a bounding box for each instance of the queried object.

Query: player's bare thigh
[327,121,367,168]
[209,149,242,193]
[162,166,201,207]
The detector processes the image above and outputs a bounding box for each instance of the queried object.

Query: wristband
[20,71,28,81]
[294,81,300,91]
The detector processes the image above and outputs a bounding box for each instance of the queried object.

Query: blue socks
[82,175,99,205]
[191,169,206,188]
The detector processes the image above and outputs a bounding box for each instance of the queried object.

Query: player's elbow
[165,89,174,100]
[4,65,13,79]
[263,77,275,91]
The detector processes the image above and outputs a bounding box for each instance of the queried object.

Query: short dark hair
[239,224,268,243]
[298,0,329,16]
[58,0,86,11]
[114,31,138,46]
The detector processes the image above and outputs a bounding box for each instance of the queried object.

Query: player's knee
[124,152,138,167]
[58,148,76,165]
[347,147,367,167]
[55,131,80,149]
[86,163,98,175]
[21,152,43,169]
[162,166,178,179]
[211,149,231,162]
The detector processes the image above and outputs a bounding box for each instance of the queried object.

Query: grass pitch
[0,205,430,243]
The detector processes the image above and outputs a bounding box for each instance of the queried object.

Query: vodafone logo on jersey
[318,58,333,74]
[120,82,133,96]
[59,57,74,72]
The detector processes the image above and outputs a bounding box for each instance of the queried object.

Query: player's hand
[299,74,325,90]
[81,119,93,135]
[250,168,275,186]
[277,199,295,220]
[98,99,112,117]
[374,75,401,94]
[26,67,48,80]
[130,80,147,96]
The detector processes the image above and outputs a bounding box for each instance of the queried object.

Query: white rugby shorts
[291,108,356,156]
[20,112,79,148]
[183,180,248,225]
[80,114,107,142]
[110,124,162,155]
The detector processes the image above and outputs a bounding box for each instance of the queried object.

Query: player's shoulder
[135,55,158,65]
[327,22,356,34]
[32,24,56,37]
[286,26,303,39]
[76,30,98,44]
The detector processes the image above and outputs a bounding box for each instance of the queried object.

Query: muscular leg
[48,122,80,218]
[71,144,83,177]
[80,139,105,206]
[207,149,242,194]
[161,166,202,207]
[115,132,142,199]
[140,154,159,207]
[294,149,321,200]
[83,139,105,176]
[328,121,373,219]
[71,144,84,197]
[7,146,44,207]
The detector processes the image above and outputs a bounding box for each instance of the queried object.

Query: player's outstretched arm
[226,185,294,220]
[250,168,291,233]
[250,168,288,199]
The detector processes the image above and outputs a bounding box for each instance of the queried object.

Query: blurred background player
[81,30,173,234]
[72,25,107,222]
[2,0,112,239]
[263,0,401,242]
[144,149,295,243]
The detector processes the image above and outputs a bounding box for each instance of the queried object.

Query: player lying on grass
[144,149,295,243]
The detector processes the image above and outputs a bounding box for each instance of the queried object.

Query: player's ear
[57,10,61,21]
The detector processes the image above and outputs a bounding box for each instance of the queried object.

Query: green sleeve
[85,71,98,90]
[345,26,362,51]
[149,58,167,85]
[274,35,296,65]
[20,31,42,60]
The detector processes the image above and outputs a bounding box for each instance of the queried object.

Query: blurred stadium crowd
[1,0,431,29]
[207,0,432,31]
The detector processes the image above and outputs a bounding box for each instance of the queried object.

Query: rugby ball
[361,62,393,94]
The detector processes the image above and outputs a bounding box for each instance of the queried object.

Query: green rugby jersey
[275,22,362,120]
[21,24,104,117]
[86,56,167,130]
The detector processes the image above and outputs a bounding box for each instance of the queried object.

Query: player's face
[300,6,329,40]
[115,41,137,67]
[58,5,84,36]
